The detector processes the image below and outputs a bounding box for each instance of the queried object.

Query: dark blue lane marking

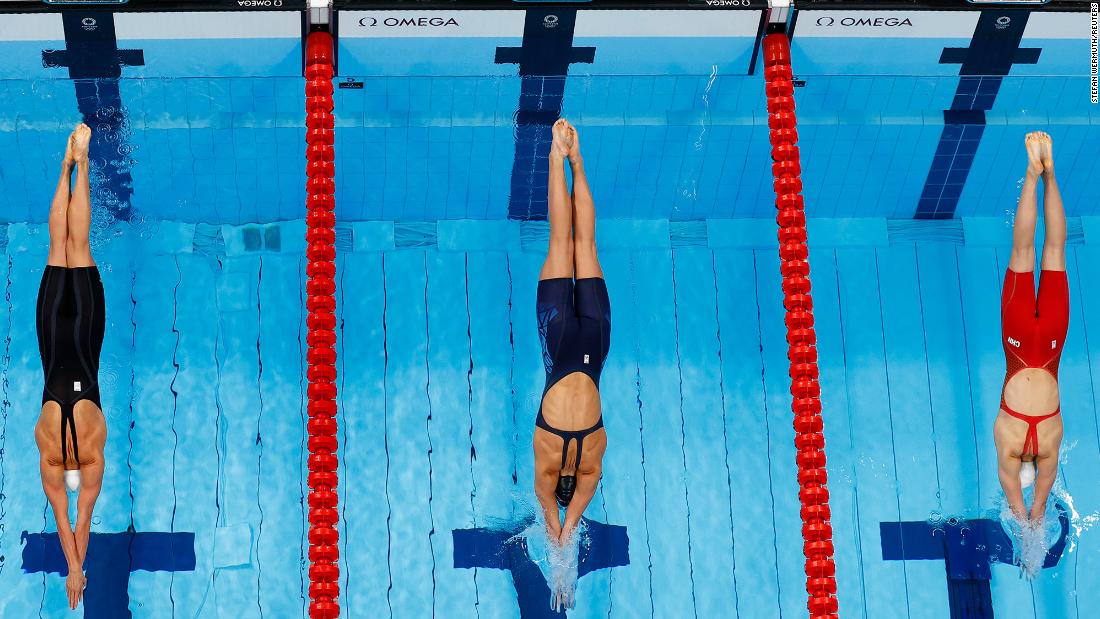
[453,517,628,617]
[915,10,1040,220]
[880,502,1068,619]
[496,9,595,221]
[42,12,144,224]
[21,530,196,618]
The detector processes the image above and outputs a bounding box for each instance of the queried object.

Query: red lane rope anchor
[304,31,339,619]
[763,32,839,619]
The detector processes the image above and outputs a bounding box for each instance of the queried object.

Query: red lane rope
[763,32,839,619]
[304,31,340,619]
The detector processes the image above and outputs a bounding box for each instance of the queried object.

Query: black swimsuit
[535,277,611,505]
[36,266,105,467]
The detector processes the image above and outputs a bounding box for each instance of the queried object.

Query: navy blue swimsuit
[535,277,611,504]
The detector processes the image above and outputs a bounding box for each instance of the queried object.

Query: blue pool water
[4,219,1100,618]
[1,5,1099,619]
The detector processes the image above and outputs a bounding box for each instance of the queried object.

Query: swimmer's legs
[66,124,95,268]
[1009,132,1044,273]
[1038,133,1066,272]
[47,129,78,268]
[541,119,574,281]
[565,121,603,280]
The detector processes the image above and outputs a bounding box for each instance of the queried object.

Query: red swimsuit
[1000,269,1069,457]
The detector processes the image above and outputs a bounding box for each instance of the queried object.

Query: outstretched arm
[41,456,86,609]
[74,458,103,566]
[560,466,600,543]
[997,454,1027,521]
[535,469,563,539]
[1031,453,1059,522]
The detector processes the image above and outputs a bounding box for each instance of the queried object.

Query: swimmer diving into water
[533,119,610,601]
[995,131,1067,528]
[34,123,107,610]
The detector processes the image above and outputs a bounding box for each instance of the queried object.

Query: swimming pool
[1,2,1098,618]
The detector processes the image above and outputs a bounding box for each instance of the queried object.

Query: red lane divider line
[762,32,839,619]
[304,30,340,619]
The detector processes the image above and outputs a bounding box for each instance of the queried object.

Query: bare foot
[63,129,77,167]
[563,120,581,163]
[1037,131,1054,174]
[1024,131,1044,177]
[550,118,572,159]
[72,123,91,164]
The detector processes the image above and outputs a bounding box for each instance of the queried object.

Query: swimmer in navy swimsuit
[33,124,107,610]
[533,119,610,564]
[994,131,1067,525]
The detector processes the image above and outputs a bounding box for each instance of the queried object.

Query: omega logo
[815,16,913,28]
[358,16,460,27]
[544,15,559,29]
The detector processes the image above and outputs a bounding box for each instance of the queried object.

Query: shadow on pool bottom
[881,502,1070,619]
[453,516,629,618]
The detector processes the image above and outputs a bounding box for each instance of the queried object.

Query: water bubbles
[513,493,583,612]
[927,510,946,537]
[136,214,161,241]
[523,392,541,415]
[1000,505,1059,580]
[98,363,121,400]
[680,179,699,202]
[694,64,718,152]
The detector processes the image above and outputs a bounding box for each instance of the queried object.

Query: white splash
[514,503,589,612]
[995,443,1100,580]
[1000,507,1060,580]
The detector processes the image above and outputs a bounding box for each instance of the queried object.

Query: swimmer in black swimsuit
[534,119,610,558]
[33,123,107,611]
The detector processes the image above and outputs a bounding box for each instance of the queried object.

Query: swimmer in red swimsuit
[994,131,1067,525]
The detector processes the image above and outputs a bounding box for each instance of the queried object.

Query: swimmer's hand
[66,571,86,609]
[550,582,576,612]
[548,526,579,612]
[557,522,574,546]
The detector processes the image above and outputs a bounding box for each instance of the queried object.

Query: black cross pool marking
[453,517,628,617]
[42,12,145,224]
[880,503,1068,618]
[22,529,196,618]
[915,10,1040,219]
[496,9,595,221]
